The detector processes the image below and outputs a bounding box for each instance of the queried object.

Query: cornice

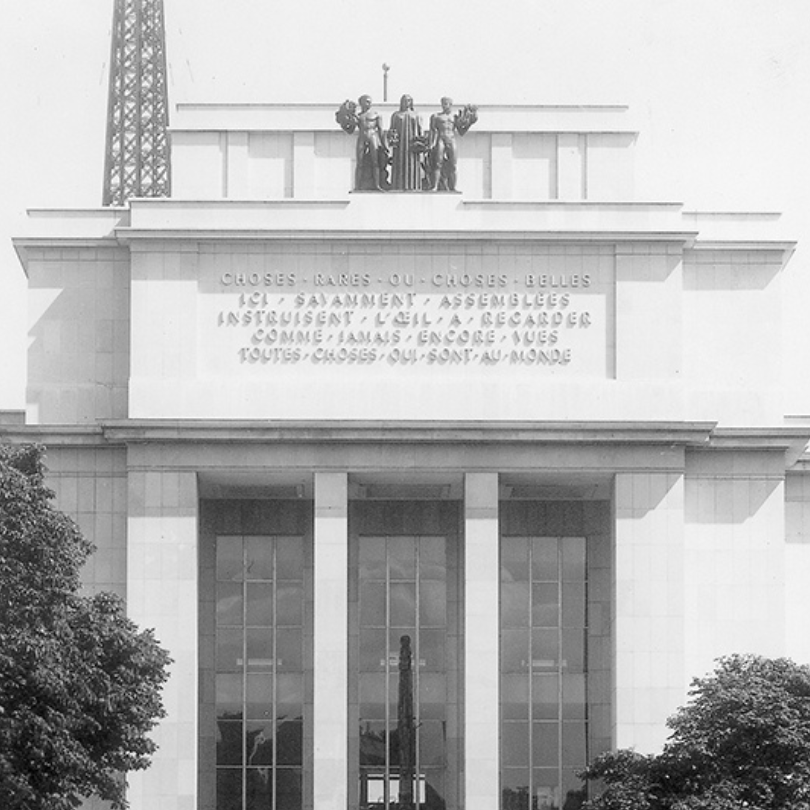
[1,419,716,447]
[113,228,701,244]
[5,420,808,468]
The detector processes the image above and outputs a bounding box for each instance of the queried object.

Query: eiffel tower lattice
[102,0,171,206]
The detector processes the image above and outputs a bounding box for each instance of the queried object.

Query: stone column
[224,131,249,198]
[556,133,586,200]
[313,472,349,810]
[464,473,500,810]
[126,467,199,810]
[614,470,685,753]
[490,133,513,198]
[293,131,316,198]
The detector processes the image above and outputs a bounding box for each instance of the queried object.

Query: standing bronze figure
[428,97,478,192]
[389,95,424,192]
[335,95,390,191]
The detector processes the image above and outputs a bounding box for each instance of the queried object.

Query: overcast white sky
[2,0,809,411]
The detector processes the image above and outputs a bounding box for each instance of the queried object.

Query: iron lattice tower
[102,0,171,206]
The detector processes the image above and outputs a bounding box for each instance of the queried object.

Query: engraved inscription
[215,271,596,368]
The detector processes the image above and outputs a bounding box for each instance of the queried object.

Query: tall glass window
[358,535,449,810]
[500,536,588,810]
[215,535,304,810]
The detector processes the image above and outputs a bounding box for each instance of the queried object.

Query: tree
[582,654,810,810]
[0,444,171,810]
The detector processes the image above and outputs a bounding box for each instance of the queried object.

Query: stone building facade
[6,101,810,810]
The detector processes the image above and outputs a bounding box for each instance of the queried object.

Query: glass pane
[245,767,273,810]
[276,717,303,765]
[216,721,243,765]
[216,537,243,582]
[501,582,530,627]
[276,583,303,626]
[388,536,416,579]
[390,582,416,627]
[419,719,445,766]
[501,768,530,810]
[501,673,529,720]
[245,536,273,580]
[561,583,585,628]
[502,537,530,582]
[562,722,587,767]
[246,628,273,671]
[276,628,302,672]
[423,770,446,810]
[532,582,559,627]
[532,629,560,672]
[531,537,558,582]
[359,719,388,766]
[359,673,387,714]
[419,536,446,580]
[276,538,303,580]
[532,769,560,810]
[360,627,387,672]
[502,721,529,766]
[246,675,273,721]
[275,767,303,810]
[246,582,274,626]
[216,674,243,720]
[501,628,530,672]
[419,628,446,672]
[359,537,387,580]
[217,582,243,626]
[419,580,447,627]
[216,627,243,672]
[532,629,559,671]
[532,674,560,720]
[561,537,586,582]
[562,674,586,720]
[245,720,273,766]
[275,674,303,717]
[216,768,243,810]
[533,722,559,766]
[360,582,386,627]
[418,673,446,720]
[562,770,587,810]
[561,629,585,673]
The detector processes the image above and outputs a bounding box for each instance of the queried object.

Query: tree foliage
[582,654,810,810]
[0,444,171,810]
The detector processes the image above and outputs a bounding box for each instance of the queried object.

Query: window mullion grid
[242,536,248,810]
[557,538,564,809]
[527,538,534,810]
[414,536,421,806]
[584,541,590,784]
[272,538,278,810]
[384,541,391,808]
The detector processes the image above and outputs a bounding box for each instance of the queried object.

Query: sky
[1,0,809,411]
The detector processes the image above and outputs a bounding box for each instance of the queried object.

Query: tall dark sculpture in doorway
[397,634,415,810]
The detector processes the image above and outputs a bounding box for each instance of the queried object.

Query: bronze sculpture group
[336,95,478,192]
